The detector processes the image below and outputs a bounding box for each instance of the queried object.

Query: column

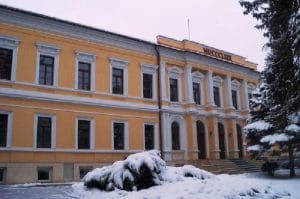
[184,66,194,103]
[161,112,171,161]
[225,75,234,109]
[160,61,168,101]
[242,79,249,110]
[206,70,215,106]
[231,119,239,158]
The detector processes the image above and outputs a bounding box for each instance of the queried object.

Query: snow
[71,171,300,199]
[260,133,290,144]
[83,150,214,191]
[244,120,272,131]
[247,144,262,151]
[286,124,300,132]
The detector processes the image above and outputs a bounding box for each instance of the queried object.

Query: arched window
[171,122,180,150]
[218,123,226,159]
[236,124,243,158]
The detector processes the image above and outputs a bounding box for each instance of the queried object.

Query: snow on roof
[244,120,272,131]
[260,133,289,144]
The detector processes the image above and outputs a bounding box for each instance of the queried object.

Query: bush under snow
[83,150,214,191]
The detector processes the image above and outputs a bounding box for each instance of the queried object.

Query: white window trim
[75,51,96,91]
[168,66,183,102]
[0,35,20,81]
[75,117,95,150]
[0,111,13,148]
[35,43,60,87]
[34,113,56,149]
[192,71,205,105]
[141,63,158,100]
[143,123,158,150]
[112,120,129,150]
[231,79,241,110]
[110,57,129,96]
[213,75,223,107]
[247,83,256,95]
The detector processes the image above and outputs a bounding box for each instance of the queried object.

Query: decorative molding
[168,66,183,78]
[36,42,60,55]
[75,50,97,63]
[141,63,158,100]
[231,79,241,90]
[110,57,129,96]
[0,88,159,112]
[192,71,205,83]
[33,113,56,149]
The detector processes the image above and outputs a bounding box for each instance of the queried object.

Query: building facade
[0,5,259,184]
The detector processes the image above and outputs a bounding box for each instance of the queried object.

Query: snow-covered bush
[83,150,214,191]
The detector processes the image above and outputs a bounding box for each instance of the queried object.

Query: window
[171,122,180,150]
[232,90,238,109]
[193,82,201,105]
[213,86,221,107]
[170,78,178,102]
[38,55,54,85]
[143,73,153,99]
[144,124,154,150]
[37,167,52,181]
[78,62,91,90]
[0,114,8,147]
[0,36,19,81]
[0,47,12,80]
[78,120,91,149]
[113,122,125,150]
[79,166,93,179]
[112,68,124,94]
[36,116,52,148]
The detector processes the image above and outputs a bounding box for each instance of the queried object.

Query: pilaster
[184,66,194,103]
[206,70,215,106]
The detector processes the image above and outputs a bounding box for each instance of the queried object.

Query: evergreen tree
[240,0,300,177]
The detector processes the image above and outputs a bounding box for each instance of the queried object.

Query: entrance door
[218,123,226,159]
[236,124,243,158]
[196,121,206,159]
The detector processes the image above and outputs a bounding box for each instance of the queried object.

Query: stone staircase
[167,159,264,175]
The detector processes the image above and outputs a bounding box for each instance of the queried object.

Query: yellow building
[0,5,259,184]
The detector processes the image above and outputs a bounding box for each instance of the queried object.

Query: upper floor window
[36,115,55,148]
[141,64,158,99]
[38,55,54,85]
[213,86,221,107]
[193,82,201,105]
[143,73,153,99]
[170,78,178,102]
[75,51,96,91]
[0,48,12,80]
[112,68,124,94]
[192,71,204,105]
[232,90,238,109]
[78,62,91,90]
[0,36,20,81]
[36,43,60,86]
[231,79,241,110]
[168,66,183,102]
[213,76,223,108]
[144,124,154,150]
[110,57,128,96]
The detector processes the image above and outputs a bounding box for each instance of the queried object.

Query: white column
[206,70,215,106]
[160,61,168,101]
[225,75,233,109]
[242,79,249,110]
[185,66,194,103]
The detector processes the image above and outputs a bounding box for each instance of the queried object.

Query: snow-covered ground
[1,170,299,199]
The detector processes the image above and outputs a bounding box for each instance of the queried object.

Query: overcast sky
[0,0,267,71]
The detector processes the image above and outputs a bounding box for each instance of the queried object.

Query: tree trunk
[288,142,295,177]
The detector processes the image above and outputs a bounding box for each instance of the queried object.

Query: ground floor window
[171,121,180,150]
[36,116,52,148]
[79,166,93,179]
[0,114,8,147]
[113,122,125,150]
[78,120,91,149]
[144,124,154,150]
[0,168,5,183]
[37,167,52,182]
